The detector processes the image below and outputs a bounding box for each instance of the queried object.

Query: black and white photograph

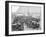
[5,1,45,36]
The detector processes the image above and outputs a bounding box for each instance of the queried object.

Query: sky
[11,6,41,17]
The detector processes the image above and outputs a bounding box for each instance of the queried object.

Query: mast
[27,7,30,16]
